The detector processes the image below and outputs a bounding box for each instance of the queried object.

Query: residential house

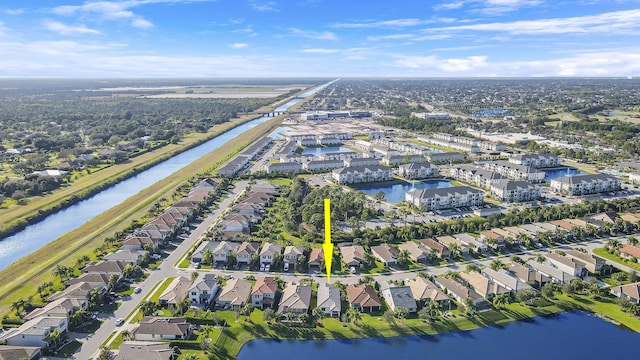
[103,249,144,265]
[545,252,587,277]
[482,268,533,293]
[508,262,550,287]
[371,244,399,266]
[215,279,252,310]
[251,277,278,310]
[419,238,450,259]
[115,341,174,360]
[0,346,41,360]
[454,233,488,253]
[346,284,381,313]
[317,283,342,318]
[236,242,260,265]
[65,273,111,288]
[82,260,126,280]
[382,286,417,313]
[0,316,67,349]
[434,277,485,307]
[134,317,191,341]
[158,277,191,308]
[565,249,608,274]
[278,283,312,314]
[459,271,510,299]
[339,244,366,267]
[283,246,305,270]
[528,260,576,284]
[620,245,640,261]
[25,297,87,321]
[610,282,640,304]
[47,282,104,303]
[188,274,218,306]
[211,241,239,264]
[122,236,158,251]
[191,241,218,263]
[260,242,283,265]
[398,241,430,263]
[407,277,449,306]
[436,236,469,255]
[308,248,324,269]
[479,230,505,250]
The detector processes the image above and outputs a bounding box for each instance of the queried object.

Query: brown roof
[83,260,127,274]
[480,230,503,240]
[550,220,577,231]
[546,252,585,270]
[346,284,381,308]
[340,244,366,265]
[308,248,324,265]
[371,244,399,262]
[612,282,640,301]
[251,277,277,296]
[123,236,156,247]
[459,271,509,298]
[65,273,111,287]
[419,238,449,254]
[136,317,190,337]
[408,277,449,302]
[620,245,640,259]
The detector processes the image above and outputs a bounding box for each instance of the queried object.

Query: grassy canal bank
[0,87,319,316]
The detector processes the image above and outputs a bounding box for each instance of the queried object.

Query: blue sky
[1,0,639,77]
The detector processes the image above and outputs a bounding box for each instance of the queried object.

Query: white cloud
[366,34,416,41]
[395,55,489,72]
[333,18,425,29]
[434,0,544,15]
[230,43,248,48]
[3,8,24,15]
[434,1,466,10]
[428,9,640,35]
[44,19,101,35]
[249,1,279,12]
[288,28,338,40]
[300,48,339,54]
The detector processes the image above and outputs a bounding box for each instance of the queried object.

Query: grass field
[0,87,319,317]
[593,247,640,272]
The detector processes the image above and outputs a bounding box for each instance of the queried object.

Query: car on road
[115,318,124,326]
[265,264,271,272]
[134,287,142,294]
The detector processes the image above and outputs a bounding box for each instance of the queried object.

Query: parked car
[284,263,290,272]
[134,287,142,294]
[115,318,124,326]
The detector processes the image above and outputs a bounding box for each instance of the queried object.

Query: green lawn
[56,340,82,358]
[593,247,640,272]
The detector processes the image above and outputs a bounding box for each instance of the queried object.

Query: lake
[267,126,294,140]
[470,109,508,117]
[353,180,453,203]
[302,146,352,155]
[238,311,639,360]
[544,167,586,182]
[0,81,335,270]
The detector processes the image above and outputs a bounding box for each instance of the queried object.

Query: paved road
[73,181,248,359]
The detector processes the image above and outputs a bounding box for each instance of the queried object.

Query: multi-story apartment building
[482,161,545,182]
[405,186,485,210]
[397,162,439,180]
[332,165,394,185]
[550,174,622,196]
[490,181,542,202]
[450,165,508,189]
[509,153,561,168]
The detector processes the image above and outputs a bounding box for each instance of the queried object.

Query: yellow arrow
[323,198,333,283]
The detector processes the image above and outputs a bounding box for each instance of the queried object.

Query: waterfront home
[346,284,381,313]
[122,236,158,251]
[65,273,111,289]
[454,233,488,253]
[398,241,431,263]
[508,153,561,168]
[545,252,587,277]
[339,244,366,267]
[236,242,260,265]
[482,161,545,182]
[0,316,67,349]
[436,236,469,255]
[217,155,250,177]
[371,244,399,266]
[550,174,622,196]
[482,268,533,293]
[215,279,252,310]
[426,152,465,164]
[25,297,86,322]
[48,282,102,303]
[344,157,380,167]
[188,274,219,306]
[332,165,394,185]
[0,346,40,360]
[116,341,174,360]
[302,159,344,171]
[419,238,450,259]
[267,162,302,174]
[278,283,312,314]
[565,250,609,274]
[450,165,509,189]
[405,186,485,211]
[308,248,324,269]
[317,283,342,317]
[382,285,417,313]
[260,242,283,265]
[407,277,449,306]
[397,161,439,180]
[528,260,576,284]
[459,271,510,299]
[134,317,191,341]
[434,277,484,307]
[82,260,127,279]
[103,249,144,265]
[610,282,640,304]
[283,245,305,270]
[507,262,550,287]
[251,276,278,310]
[158,276,191,308]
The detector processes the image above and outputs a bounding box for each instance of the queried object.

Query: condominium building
[490,181,542,202]
[482,161,545,182]
[509,153,561,168]
[450,165,508,188]
[332,165,394,185]
[405,186,485,210]
[550,174,622,196]
[397,162,439,180]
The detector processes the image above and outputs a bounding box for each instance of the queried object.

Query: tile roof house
[482,268,533,293]
[398,241,430,263]
[211,241,239,264]
[25,297,87,321]
[251,276,278,310]
[381,285,418,313]
[103,249,144,265]
[122,236,158,251]
[134,317,191,341]
[0,346,41,360]
[82,260,127,278]
[65,273,111,288]
[545,252,587,277]
[215,278,252,310]
[158,276,191,308]
[278,283,312,314]
[260,242,283,265]
[565,249,608,274]
[308,248,324,268]
[115,341,174,360]
[188,274,218,306]
[407,276,449,306]
[434,277,485,307]
[528,260,576,284]
[339,244,366,267]
[283,246,305,269]
[47,282,104,303]
[317,283,342,317]
[459,271,510,299]
[371,244,399,266]
[236,241,260,265]
[0,316,67,349]
[620,245,640,260]
[507,262,550,287]
[610,281,640,304]
[419,238,450,259]
[346,284,381,313]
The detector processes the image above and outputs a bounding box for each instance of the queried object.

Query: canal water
[0,81,334,270]
[238,311,639,360]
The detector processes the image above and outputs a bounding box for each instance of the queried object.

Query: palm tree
[10,298,25,316]
[628,237,638,246]
[607,238,622,252]
[312,307,326,325]
[138,301,158,316]
[53,264,69,281]
[397,249,410,268]
[202,249,213,266]
[490,259,505,271]
[448,243,460,259]
[492,293,510,309]
[394,306,408,322]
[49,328,62,349]
[120,329,132,341]
[346,306,362,325]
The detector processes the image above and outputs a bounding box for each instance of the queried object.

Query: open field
[0,87,318,316]
[101,84,306,99]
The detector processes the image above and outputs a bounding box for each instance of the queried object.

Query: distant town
[2,78,640,360]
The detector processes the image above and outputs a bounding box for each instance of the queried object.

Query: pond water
[353,180,453,203]
[301,146,352,155]
[267,126,294,140]
[544,167,586,182]
[470,109,508,117]
[238,311,640,360]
